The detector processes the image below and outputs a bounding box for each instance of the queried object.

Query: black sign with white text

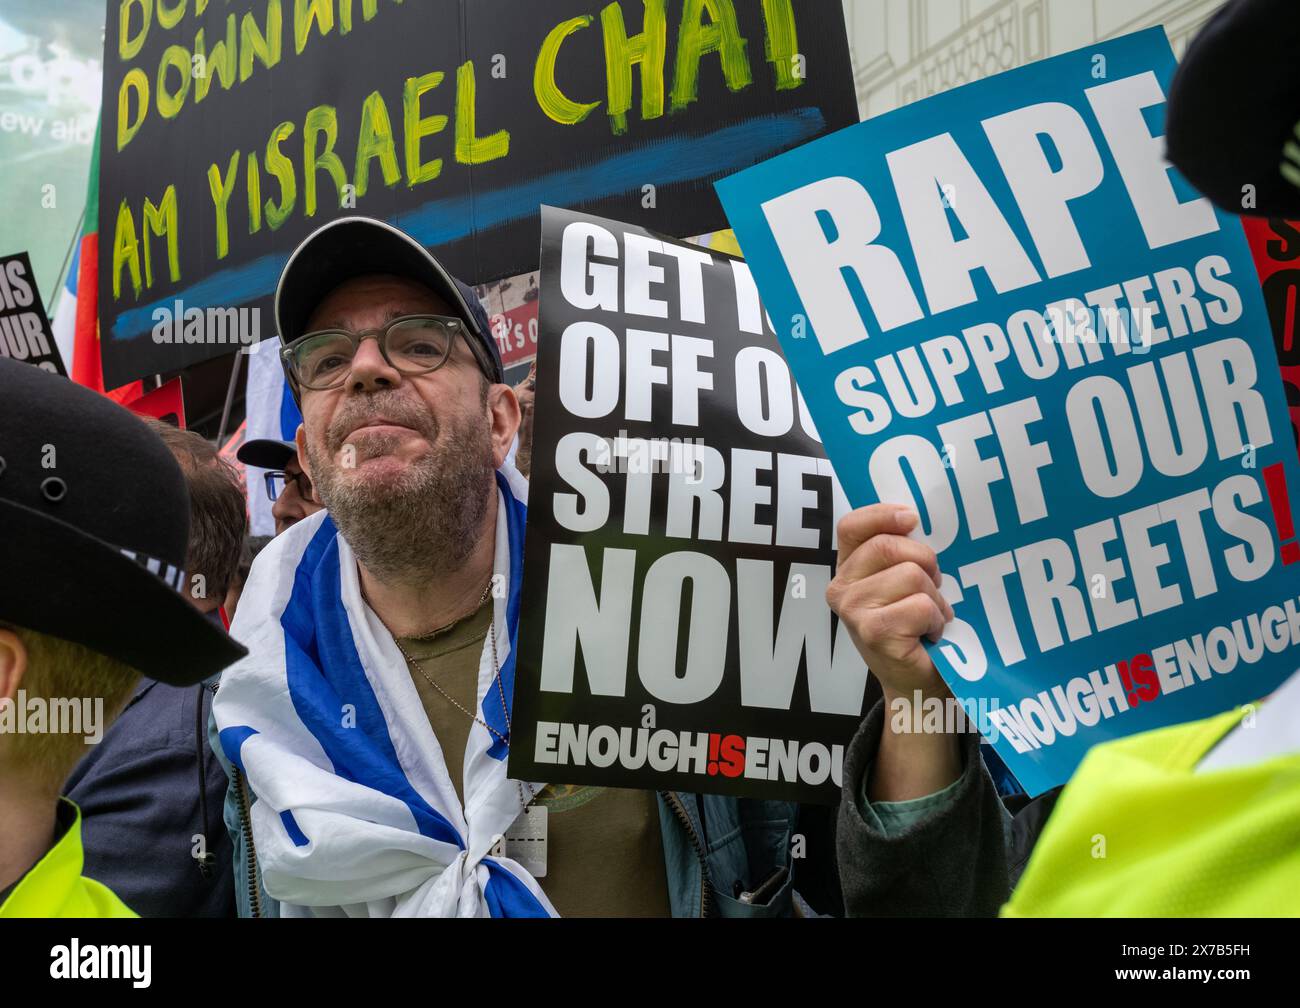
[0,252,65,377]
[509,206,869,804]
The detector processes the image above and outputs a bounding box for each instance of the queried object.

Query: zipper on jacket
[231,767,264,918]
[211,682,263,918]
[660,790,711,918]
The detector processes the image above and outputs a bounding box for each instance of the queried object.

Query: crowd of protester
[1,0,1297,918]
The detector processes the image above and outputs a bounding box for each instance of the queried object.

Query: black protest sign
[0,253,66,377]
[508,206,870,804]
[97,0,857,388]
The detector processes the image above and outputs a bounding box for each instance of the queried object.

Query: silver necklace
[392,579,536,810]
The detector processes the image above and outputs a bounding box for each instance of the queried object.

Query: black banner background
[97,0,856,386]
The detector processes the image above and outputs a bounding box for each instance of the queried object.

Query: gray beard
[308,411,496,587]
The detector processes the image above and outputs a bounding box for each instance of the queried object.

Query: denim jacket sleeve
[207,688,279,918]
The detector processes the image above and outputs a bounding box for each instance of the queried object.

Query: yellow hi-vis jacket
[1002,707,1300,917]
[0,800,136,918]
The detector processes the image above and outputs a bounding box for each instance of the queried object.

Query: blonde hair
[0,622,142,790]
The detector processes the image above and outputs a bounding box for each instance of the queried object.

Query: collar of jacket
[0,799,137,918]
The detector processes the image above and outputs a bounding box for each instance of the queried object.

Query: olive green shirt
[397,601,670,917]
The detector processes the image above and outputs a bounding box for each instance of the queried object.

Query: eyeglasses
[264,469,314,503]
[280,314,468,391]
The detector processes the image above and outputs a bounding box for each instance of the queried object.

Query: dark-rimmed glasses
[280,314,467,391]
[264,469,315,503]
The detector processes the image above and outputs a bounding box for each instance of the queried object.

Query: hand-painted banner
[0,252,66,376]
[717,28,1300,795]
[97,0,856,387]
[508,206,868,803]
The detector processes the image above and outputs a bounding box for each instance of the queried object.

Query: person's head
[275,221,516,585]
[222,534,273,620]
[142,419,247,614]
[235,438,323,536]
[0,622,140,796]
[271,453,322,536]
[0,360,246,802]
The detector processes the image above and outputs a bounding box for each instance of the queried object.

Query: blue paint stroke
[109,107,827,341]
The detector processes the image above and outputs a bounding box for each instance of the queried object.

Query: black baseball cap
[236,438,297,471]
[274,216,504,385]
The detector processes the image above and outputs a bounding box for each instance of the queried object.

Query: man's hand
[827,504,964,803]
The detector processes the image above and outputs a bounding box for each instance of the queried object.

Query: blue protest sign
[715,27,1300,795]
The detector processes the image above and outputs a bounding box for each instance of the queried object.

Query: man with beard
[213,218,804,917]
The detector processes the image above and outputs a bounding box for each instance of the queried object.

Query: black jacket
[65,678,235,918]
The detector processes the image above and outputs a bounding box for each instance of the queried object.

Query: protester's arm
[826,504,962,800]
[827,504,1014,915]
[836,698,1014,916]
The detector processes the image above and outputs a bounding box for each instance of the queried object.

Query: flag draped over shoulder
[51,120,141,404]
[213,464,555,918]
